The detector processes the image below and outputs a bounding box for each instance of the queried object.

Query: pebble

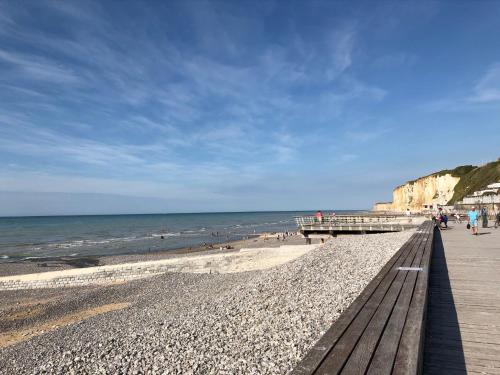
[0,230,413,374]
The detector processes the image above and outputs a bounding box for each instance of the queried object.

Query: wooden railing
[294,215,412,226]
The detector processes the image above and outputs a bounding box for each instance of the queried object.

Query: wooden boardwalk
[424,224,500,374]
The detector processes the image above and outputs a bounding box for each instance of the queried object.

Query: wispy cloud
[468,63,500,103]
[345,126,391,143]
[0,0,421,213]
[0,49,80,84]
[372,52,417,69]
[423,62,500,112]
[327,28,356,80]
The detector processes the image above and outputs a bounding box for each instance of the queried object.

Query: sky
[1,0,500,216]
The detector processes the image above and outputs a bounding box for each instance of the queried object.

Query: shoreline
[0,232,314,277]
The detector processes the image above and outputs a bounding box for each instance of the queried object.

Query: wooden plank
[314,228,428,374]
[424,352,500,366]
[392,225,434,374]
[291,225,427,375]
[366,226,432,374]
[425,365,500,375]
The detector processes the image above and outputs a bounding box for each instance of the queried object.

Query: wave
[45,232,188,249]
[1,214,300,257]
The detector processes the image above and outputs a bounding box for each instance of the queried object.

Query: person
[437,208,448,228]
[442,213,448,228]
[467,206,479,235]
[494,205,500,229]
[481,207,488,228]
[436,207,445,229]
[315,210,323,224]
[454,211,461,224]
[406,208,411,217]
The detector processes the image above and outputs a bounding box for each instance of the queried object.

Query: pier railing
[294,215,412,226]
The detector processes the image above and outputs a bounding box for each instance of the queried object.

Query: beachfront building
[456,182,500,210]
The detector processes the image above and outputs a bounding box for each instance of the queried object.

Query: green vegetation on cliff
[400,164,476,188]
[436,165,476,178]
[448,160,500,204]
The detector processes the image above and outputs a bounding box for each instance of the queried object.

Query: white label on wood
[397,267,423,271]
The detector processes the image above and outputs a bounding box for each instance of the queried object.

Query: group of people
[314,210,335,223]
[466,206,500,235]
[433,206,500,235]
[433,207,449,229]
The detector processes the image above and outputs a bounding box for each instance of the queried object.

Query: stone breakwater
[0,230,414,375]
[0,245,315,290]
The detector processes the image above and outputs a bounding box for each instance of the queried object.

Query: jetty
[295,214,423,237]
[292,221,500,374]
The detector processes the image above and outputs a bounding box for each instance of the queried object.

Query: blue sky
[1,0,499,216]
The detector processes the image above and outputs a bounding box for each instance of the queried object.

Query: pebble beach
[0,230,414,374]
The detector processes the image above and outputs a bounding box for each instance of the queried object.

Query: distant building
[458,182,500,206]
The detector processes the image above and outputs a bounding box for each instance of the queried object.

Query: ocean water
[0,211,360,261]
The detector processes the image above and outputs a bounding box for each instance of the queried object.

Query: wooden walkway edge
[423,224,500,374]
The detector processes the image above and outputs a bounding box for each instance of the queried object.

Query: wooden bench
[292,221,435,375]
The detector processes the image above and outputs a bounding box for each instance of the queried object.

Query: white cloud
[423,63,500,112]
[345,126,391,143]
[0,1,393,214]
[468,63,500,103]
[0,49,80,84]
[327,28,355,80]
[372,52,417,68]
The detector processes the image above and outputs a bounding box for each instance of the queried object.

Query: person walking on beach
[467,207,479,235]
[315,210,323,224]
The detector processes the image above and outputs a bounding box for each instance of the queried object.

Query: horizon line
[0,208,369,219]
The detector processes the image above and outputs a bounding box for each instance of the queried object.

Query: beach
[0,232,311,277]
[0,230,414,374]
[0,211,321,265]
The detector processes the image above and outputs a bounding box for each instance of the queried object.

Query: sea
[0,211,361,261]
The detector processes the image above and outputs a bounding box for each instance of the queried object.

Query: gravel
[0,230,414,375]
